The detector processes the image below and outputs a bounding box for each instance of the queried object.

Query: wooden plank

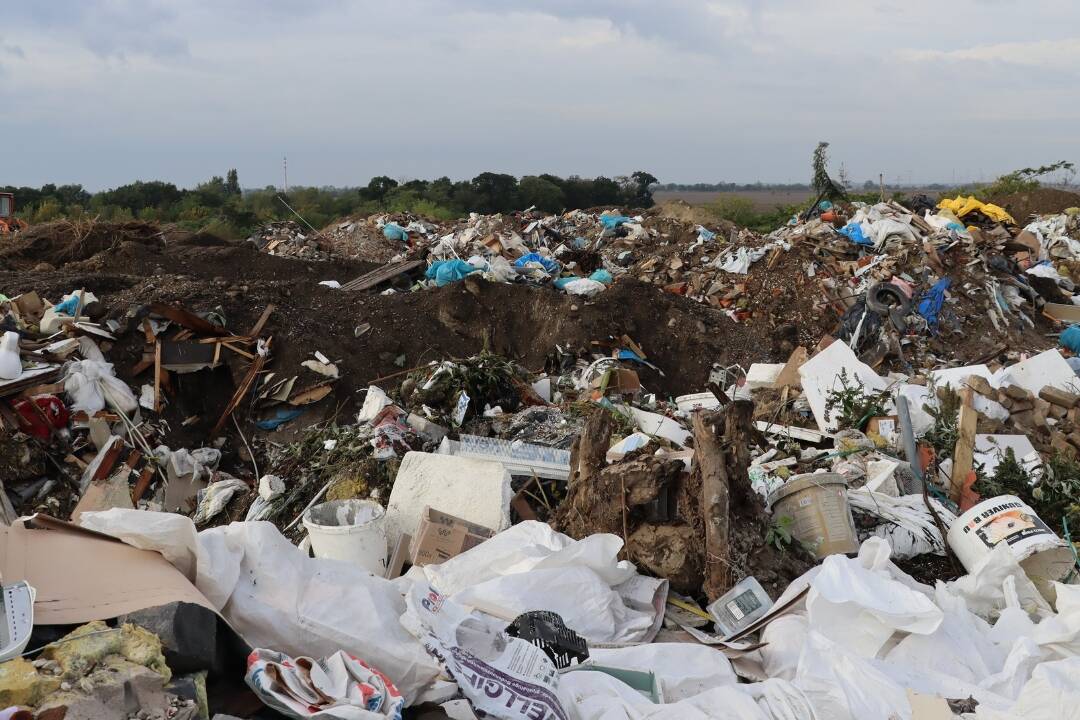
[340,260,424,292]
[949,385,978,503]
[211,338,271,436]
[247,304,277,338]
[221,342,255,360]
[130,467,155,504]
[141,318,156,345]
[148,302,228,336]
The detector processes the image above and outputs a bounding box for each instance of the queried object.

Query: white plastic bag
[562,278,606,296]
[64,359,138,414]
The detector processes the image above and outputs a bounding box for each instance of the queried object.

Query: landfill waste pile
[248,220,334,262]
[0,189,1078,719]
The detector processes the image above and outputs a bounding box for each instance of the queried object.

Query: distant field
[653,190,813,211]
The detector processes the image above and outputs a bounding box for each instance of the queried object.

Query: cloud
[900,38,1080,70]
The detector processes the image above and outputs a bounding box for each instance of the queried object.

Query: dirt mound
[0,220,164,270]
[990,187,1080,222]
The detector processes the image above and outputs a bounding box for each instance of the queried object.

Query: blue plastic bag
[53,295,80,316]
[838,222,872,246]
[589,269,613,285]
[916,277,952,328]
[1061,325,1080,354]
[697,226,716,242]
[599,215,632,230]
[426,260,479,287]
[382,222,408,242]
[514,253,559,274]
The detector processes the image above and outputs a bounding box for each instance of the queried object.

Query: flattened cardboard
[0,514,212,625]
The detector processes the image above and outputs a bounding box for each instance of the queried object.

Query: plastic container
[947,495,1075,593]
[707,576,773,638]
[0,332,22,381]
[507,611,588,669]
[301,499,388,574]
[768,472,858,558]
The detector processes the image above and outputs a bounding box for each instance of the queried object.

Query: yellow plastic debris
[937,196,1016,225]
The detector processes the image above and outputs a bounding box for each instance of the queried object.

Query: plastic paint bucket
[302,499,388,574]
[768,472,859,558]
[947,495,1074,590]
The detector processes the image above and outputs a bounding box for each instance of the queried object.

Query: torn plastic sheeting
[838,222,872,246]
[798,340,889,432]
[382,222,409,242]
[916,277,951,328]
[257,408,305,430]
[795,630,912,720]
[806,537,942,658]
[974,657,1080,720]
[848,489,957,559]
[191,474,248,524]
[417,522,664,644]
[513,252,559,274]
[245,648,405,719]
[77,510,442,704]
[717,246,768,274]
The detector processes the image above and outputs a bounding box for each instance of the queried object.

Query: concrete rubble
[0,190,1079,718]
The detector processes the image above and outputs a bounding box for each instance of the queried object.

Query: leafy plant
[1037,452,1080,535]
[823,368,890,431]
[972,447,1035,505]
[766,515,796,552]
[811,141,848,203]
[922,381,962,459]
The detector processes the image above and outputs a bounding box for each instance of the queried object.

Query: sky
[2,0,1079,190]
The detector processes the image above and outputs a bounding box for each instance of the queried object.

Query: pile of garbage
[1,190,1080,719]
[248,220,333,261]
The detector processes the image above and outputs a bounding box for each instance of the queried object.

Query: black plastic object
[507,611,589,669]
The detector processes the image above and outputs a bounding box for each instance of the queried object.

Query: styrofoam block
[745,363,785,391]
[385,451,512,546]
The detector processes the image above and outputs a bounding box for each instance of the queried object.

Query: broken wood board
[340,260,424,292]
[1043,302,1080,324]
[149,302,228,336]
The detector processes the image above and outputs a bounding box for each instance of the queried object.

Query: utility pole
[283,156,289,195]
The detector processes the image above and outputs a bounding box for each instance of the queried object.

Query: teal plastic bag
[383,222,408,242]
[426,260,479,287]
[589,269,613,284]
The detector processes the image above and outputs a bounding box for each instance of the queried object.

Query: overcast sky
[2,1,1078,190]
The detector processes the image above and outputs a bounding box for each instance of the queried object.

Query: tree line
[2,170,658,238]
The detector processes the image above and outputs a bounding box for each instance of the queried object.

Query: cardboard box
[409,507,495,567]
[590,368,640,396]
[0,514,213,625]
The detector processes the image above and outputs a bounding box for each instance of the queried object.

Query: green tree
[470,172,518,213]
[518,176,565,212]
[361,176,399,204]
[225,169,241,196]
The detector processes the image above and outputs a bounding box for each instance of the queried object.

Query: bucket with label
[768,472,859,558]
[301,499,388,574]
[947,495,1074,591]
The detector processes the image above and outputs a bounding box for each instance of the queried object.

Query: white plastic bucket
[947,495,1074,590]
[301,499,388,574]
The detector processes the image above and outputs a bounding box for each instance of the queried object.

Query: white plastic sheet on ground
[798,340,889,432]
[78,509,441,704]
[416,521,665,644]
